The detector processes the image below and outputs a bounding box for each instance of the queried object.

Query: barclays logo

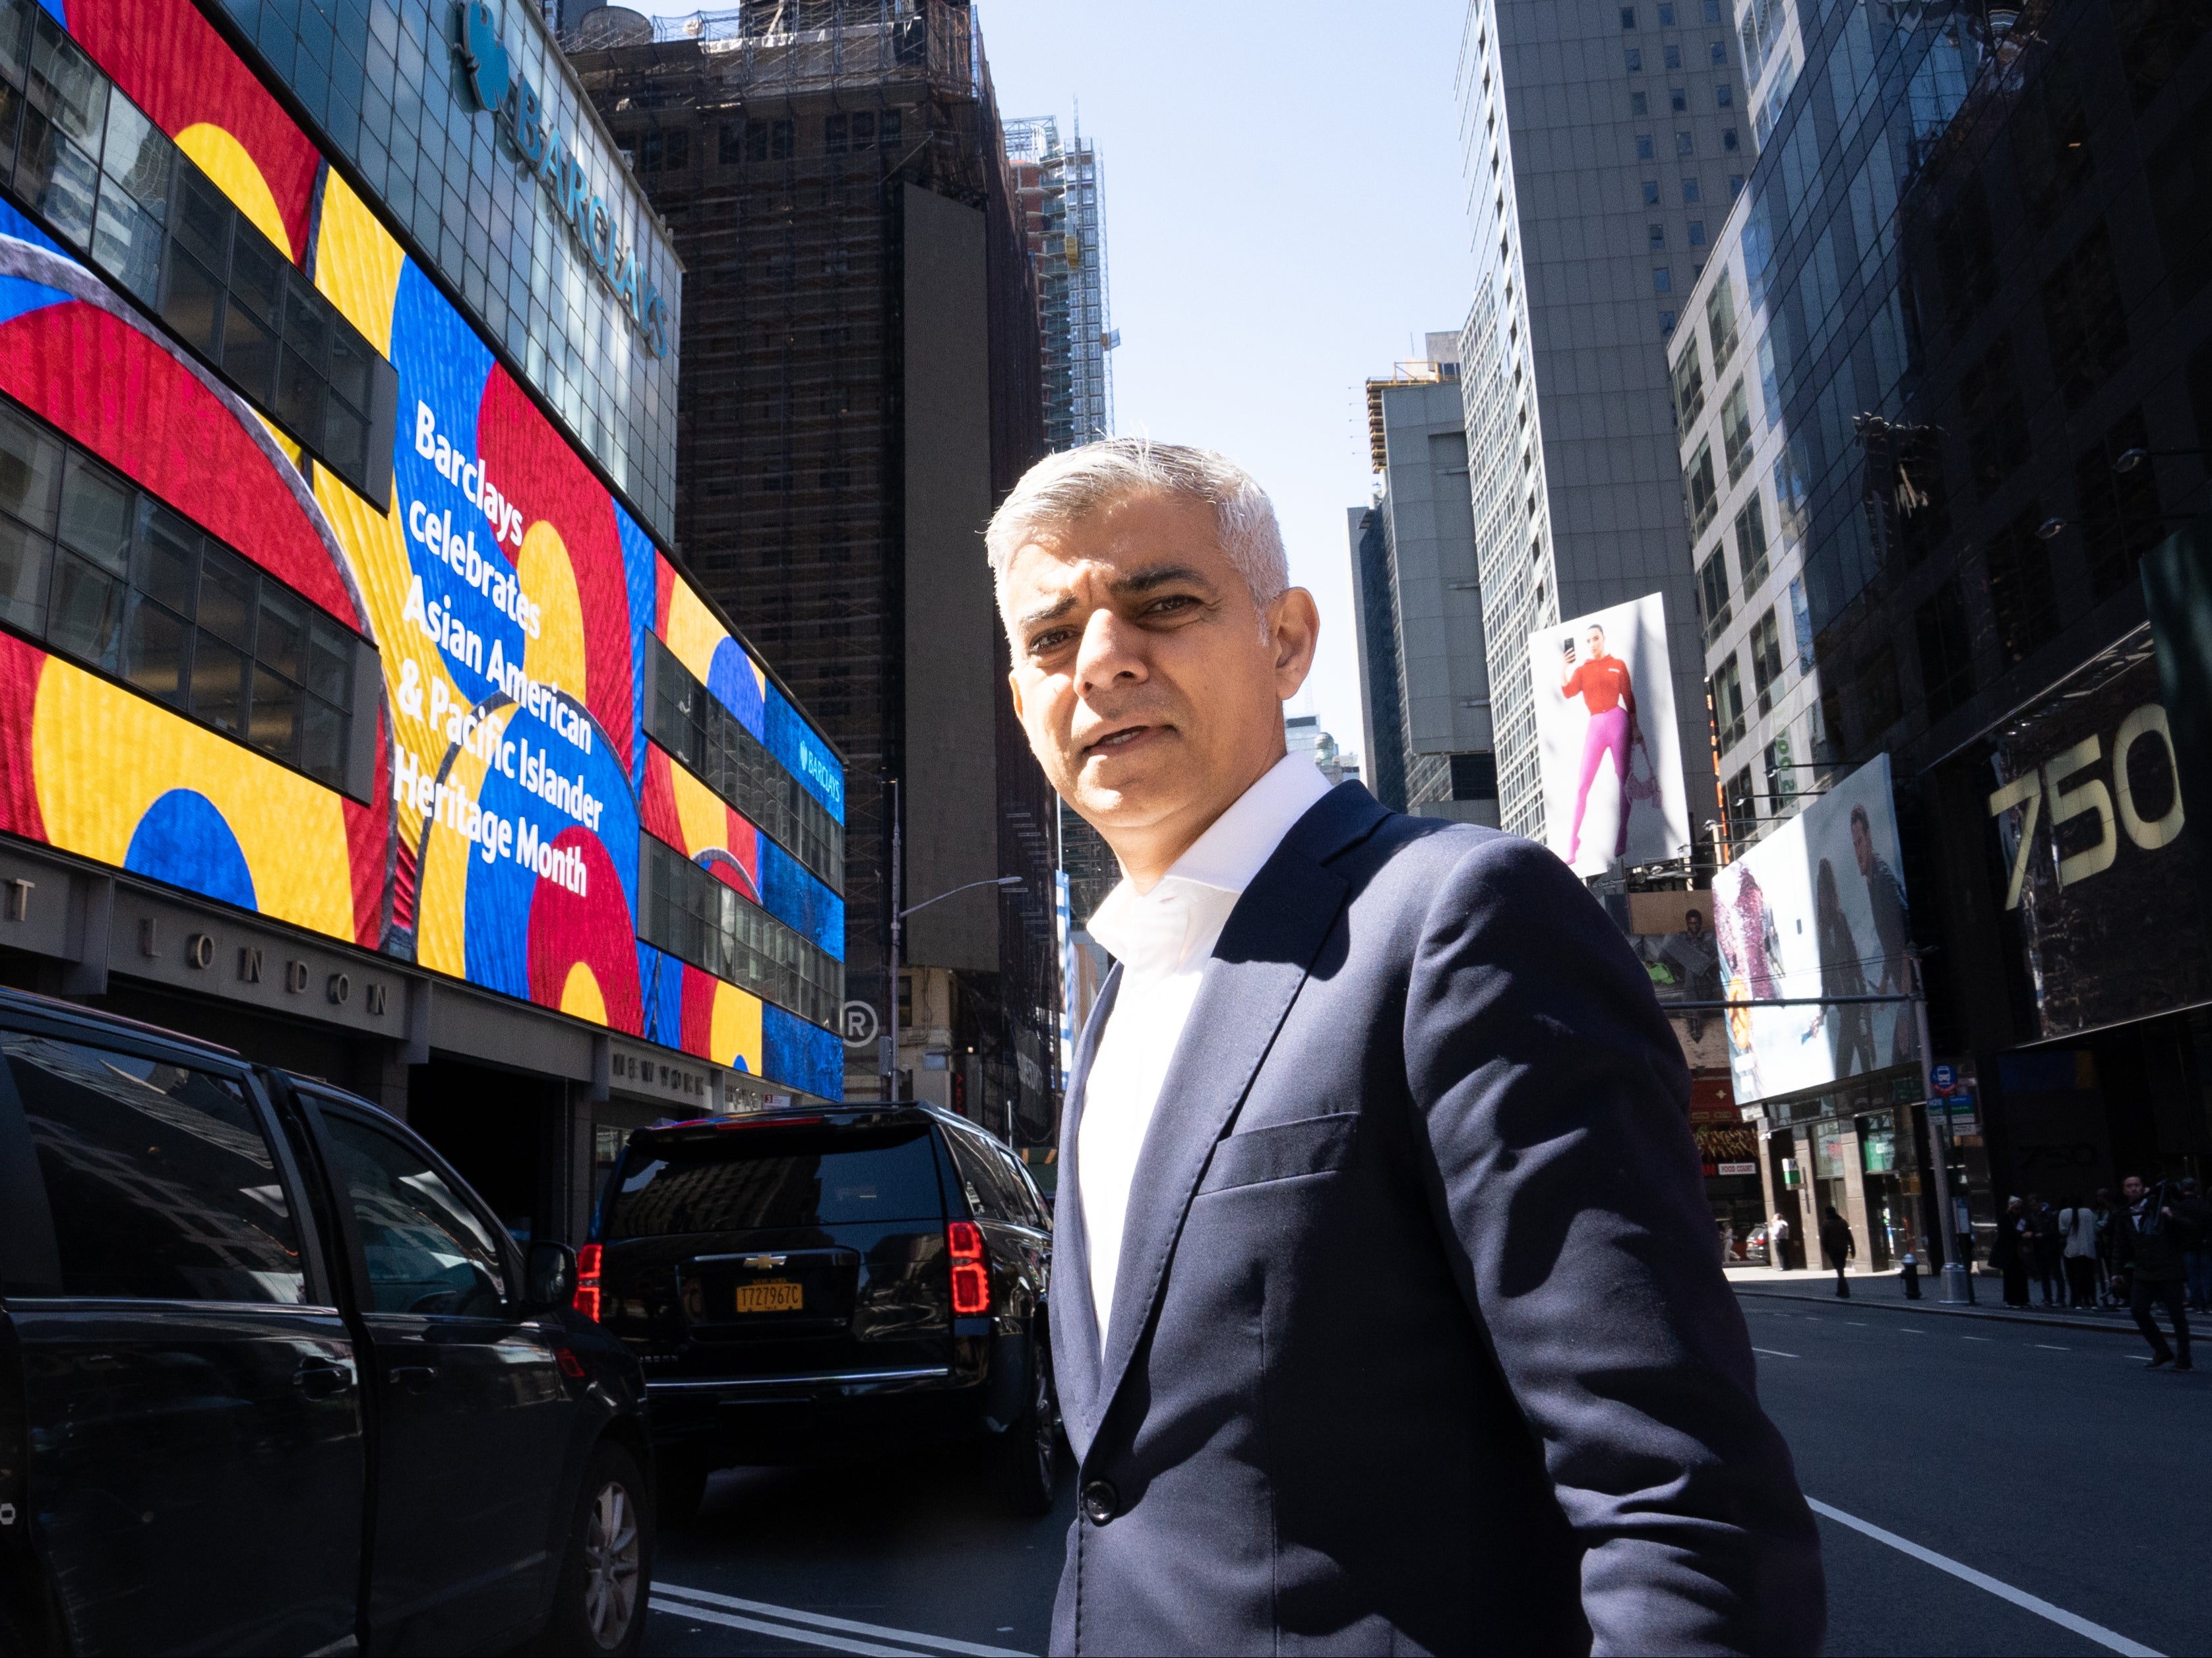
[450,2,669,358]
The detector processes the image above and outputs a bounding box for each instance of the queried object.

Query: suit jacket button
[1081,1480,1118,1525]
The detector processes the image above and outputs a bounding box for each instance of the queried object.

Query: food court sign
[452,1,671,357]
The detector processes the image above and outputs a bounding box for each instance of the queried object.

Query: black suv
[586,1105,1056,1519]
[0,988,656,1655]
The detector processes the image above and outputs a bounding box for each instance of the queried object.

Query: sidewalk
[1725,1263,2153,1336]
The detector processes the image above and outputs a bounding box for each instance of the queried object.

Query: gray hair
[985,438,1289,625]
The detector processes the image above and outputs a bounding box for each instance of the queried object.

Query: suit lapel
[1053,962,1121,1460]
[1089,783,1385,1434]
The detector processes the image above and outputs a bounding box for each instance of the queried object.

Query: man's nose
[1074,609,1147,696]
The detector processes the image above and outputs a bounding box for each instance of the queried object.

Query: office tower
[1456,0,1745,845]
[1669,0,2212,1275]
[1006,115,1117,450]
[568,1,1061,1136]
[1354,336,1500,826]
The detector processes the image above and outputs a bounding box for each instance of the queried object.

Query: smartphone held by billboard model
[1709,752,1920,1105]
[1526,594,1692,877]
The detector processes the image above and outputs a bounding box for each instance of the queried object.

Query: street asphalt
[641,1289,2208,1657]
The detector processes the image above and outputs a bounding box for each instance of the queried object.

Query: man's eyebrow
[1107,563,1215,598]
[1016,594,1076,630]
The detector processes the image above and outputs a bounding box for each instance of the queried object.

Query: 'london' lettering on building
[452,1,671,357]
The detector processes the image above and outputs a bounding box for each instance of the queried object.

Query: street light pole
[884,777,901,1101]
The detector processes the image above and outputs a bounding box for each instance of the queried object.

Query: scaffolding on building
[1002,113,1114,451]
[567,0,1062,1134]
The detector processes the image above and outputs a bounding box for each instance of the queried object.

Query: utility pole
[1913,948,1972,1304]
[884,777,901,1101]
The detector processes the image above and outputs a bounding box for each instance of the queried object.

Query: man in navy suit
[989,439,1824,1656]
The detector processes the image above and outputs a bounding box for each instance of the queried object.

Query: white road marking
[1751,1347,1799,1359]
[654,1582,1035,1657]
[1963,1336,1992,1342]
[2037,1344,2071,1352]
[1843,1321,1868,1326]
[1806,1499,2163,1657]
[651,1598,925,1657]
[1900,1327,1928,1334]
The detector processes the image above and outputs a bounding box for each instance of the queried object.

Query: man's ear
[1007,667,1026,725]
[1270,588,1320,699]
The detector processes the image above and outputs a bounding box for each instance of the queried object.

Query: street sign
[1931,1062,1956,1093]
[840,999,879,1049]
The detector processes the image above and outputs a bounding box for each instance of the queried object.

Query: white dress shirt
[1077,753,1334,1343]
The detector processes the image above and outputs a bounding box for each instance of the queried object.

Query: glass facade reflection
[208,0,680,538]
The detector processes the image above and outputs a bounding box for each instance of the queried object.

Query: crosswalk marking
[654,1581,1035,1658]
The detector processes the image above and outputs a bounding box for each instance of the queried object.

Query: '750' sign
[1986,702,2185,908]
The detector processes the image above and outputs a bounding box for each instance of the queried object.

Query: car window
[605,1123,942,1237]
[997,1147,1046,1228]
[942,1128,1017,1224]
[6,1031,306,1303]
[322,1113,507,1316]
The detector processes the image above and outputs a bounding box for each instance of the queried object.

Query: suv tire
[541,1442,653,1655]
[991,1342,1059,1517]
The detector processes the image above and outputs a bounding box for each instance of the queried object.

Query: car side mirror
[524,1241,576,1312]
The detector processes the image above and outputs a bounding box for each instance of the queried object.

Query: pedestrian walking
[1820,1206,1855,1298]
[2111,1174,2192,1371]
[2177,1177,2211,1314]
[2058,1196,2100,1309]
[2027,1193,2063,1307]
[1998,1196,2032,1308]
[1771,1211,1793,1272]
[989,439,1823,1652]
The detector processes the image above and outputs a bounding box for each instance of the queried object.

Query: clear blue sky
[981,0,1479,762]
[645,0,1479,762]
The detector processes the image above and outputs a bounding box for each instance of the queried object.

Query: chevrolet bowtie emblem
[741,1254,787,1270]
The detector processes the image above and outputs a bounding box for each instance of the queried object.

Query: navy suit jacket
[1049,784,1824,1656]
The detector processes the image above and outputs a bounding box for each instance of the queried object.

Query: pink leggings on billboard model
[1570,706,1632,861]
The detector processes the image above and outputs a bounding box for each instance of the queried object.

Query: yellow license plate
[733,1280,803,1313]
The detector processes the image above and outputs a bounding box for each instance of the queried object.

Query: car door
[0,1022,364,1655]
[308,1100,574,1656]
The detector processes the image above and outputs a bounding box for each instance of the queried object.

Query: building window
[1763,735,1795,812]
[1722,127,1741,152]
[1748,607,1785,714]
[1676,130,1696,156]
[639,838,844,1033]
[1983,505,2060,669]
[1660,309,1677,334]
[2075,407,2166,601]
[741,119,769,162]
[1711,40,1729,63]
[1632,90,1649,115]
[1671,86,1688,111]
[1682,176,1702,202]
[0,396,360,789]
[770,118,795,160]
[1621,6,1638,26]
[1711,656,1748,752]
[824,113,848,154]
[719,121,747,164]
[1671,333,1706,422]
[1653,267,1673,293]
[1649,222,1667,250]
[1960,335,2030,499]
[1706,268,1740,369]
[1716,82,1734,106]
[1685,438,1719,536]
[1729,173,1745,196]
[1733,495,1770,592]
[1643,178,1661,204]
[1698,545,1733,643]
[1688,219,1707,246]
[1450,752,1499,801]
[1726,765,1757,838]
[1626,47,1644,70]
[1636,134,1656,159]
[1658,2,1675,22]
[1720,379,1754,482]
[1665,44,1683,67]
[1705,0,1723,19]
[1913,578,1975,720]
[2041,222,2129,408]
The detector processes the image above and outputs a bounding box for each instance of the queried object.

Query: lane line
[649,1597,926,1657]
[2037,1344,2072,1351]
[654,1582,1034,1658]
[1962,1336,1992,1341]
[1805,1499,2163,1657]
[1843,1321,1868,1326]
[1751,1347,1799,1359]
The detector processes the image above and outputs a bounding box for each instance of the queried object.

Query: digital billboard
[0,0,844,1098]
[1709,752,1918,1105]
[1525,594,1694,877]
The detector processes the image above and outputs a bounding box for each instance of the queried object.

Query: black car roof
[0,983,243,1062]
[625,1101,979,1150]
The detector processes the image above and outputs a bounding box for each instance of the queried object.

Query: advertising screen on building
[1974,640,2205,1044]
[1525,594,1692,876]
[1710,752,1919,1105]
[0,0,844,1099]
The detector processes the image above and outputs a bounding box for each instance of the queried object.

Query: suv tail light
[573,1243,602,1321]
[946,1221,990,1316]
